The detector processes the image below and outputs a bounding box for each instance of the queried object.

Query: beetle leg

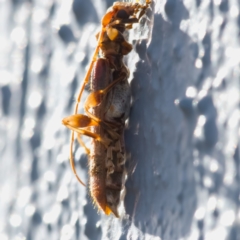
[117,152,125,166]
[106,148,115,175]
[126,24,133,29]
[63,111,120,142]
[137,7,148,21]
[63,114,111,147]
[63,114,98,128]
[84,71,127,124]
[77,134,90,155]
[112,140,125,166]
[66,125,111,187]
[62,113,112,186]
[69,145,86,186]
[107,18,138,28]
[137,1,151,20]
[85,71,127,109]
[83,71,127,140]
[106,141,125,171]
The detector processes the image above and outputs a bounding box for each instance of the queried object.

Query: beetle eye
[116,9,129,19]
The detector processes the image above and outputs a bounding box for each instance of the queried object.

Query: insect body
[62,0,151,217]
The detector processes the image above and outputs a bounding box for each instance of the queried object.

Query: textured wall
[0,0,239,240]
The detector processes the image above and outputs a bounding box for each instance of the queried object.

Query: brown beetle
[62,0,151,217]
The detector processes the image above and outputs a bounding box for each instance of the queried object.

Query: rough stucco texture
[0,0,239,240]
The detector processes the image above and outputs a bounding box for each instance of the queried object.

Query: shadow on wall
[72,0,99,26]
[124,1,199,239]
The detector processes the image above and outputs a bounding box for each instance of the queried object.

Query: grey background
[0,0,239,239]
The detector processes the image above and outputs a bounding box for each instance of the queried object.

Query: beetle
[62,0,151,217]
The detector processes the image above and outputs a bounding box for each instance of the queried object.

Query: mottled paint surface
[0,0,239,240]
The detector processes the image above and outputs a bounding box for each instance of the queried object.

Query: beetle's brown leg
[67,125,111,149]
[63,114,97,186]
[77,134,90,155]
[63,111,119,142]
[84,71,128,117]
[83,71,127,141]
[137,1,152,20]
[106,148,115,175]
[63,114,111,147]
[64,116,109,187]
[110,140,124,159]
[68,132,119,186]
[63,113,111,186]
[63,114,99,128]
[105,139,125,177]
[107,18,138,31]
[69,147,86,186]
[137,8,148,21]
[126,24,133,29]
